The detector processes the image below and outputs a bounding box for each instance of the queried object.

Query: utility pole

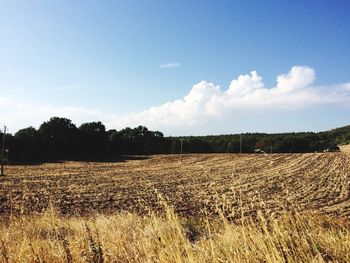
[239,134,242,154]
[1,126,6,176]
[180,138,184,160]
[270,145,273,154]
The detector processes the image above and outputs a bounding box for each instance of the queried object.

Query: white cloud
[1,65,350,134]
[275,66,315,93]
[160,62,180,69]
[107,66,350,131]
[341,83,350,91]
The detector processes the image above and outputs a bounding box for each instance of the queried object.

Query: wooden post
[1,126,6,176]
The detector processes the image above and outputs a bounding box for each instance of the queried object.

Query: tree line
[1,117,349,163]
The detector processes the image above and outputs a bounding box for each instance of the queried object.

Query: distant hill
[325,125,350,146]
[171,124,350,154]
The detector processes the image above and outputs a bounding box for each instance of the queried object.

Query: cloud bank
[110,66,350,131]
[1,66,350,134]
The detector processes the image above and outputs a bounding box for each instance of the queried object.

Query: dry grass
[1,153,350,262]
[0,205,349,263]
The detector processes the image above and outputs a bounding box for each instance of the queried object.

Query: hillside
[327,124,350,145]
[178,124,350,154]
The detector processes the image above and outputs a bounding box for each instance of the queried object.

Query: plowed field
[1,153,349,218]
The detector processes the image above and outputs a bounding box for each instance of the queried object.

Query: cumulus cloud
[108,65,350,130]
[160,62,180,69]
[341,83,350,91]
[1,65,350,134]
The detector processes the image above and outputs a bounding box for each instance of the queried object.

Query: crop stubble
[0,153,349,218]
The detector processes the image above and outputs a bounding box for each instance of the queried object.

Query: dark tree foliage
[3,117,349,163]
[108,129,123,156]
[39,117,79,160]
[78,122,109,159]
[117,126,170,154]
[14,127,41,161]
[180,137,213,153]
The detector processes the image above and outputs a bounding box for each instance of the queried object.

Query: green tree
[14,127,41,161]
[78,122,108,159]
[39,117,78,160]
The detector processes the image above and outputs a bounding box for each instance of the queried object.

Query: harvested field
[340,144,350,154]
[1,153,350,218]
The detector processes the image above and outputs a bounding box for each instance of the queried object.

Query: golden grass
[0,205,349,263]
[1,153,350,262]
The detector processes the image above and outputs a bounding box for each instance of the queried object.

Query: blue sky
[1,0,350,135]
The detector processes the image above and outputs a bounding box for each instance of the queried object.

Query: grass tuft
[0,206,349,263]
